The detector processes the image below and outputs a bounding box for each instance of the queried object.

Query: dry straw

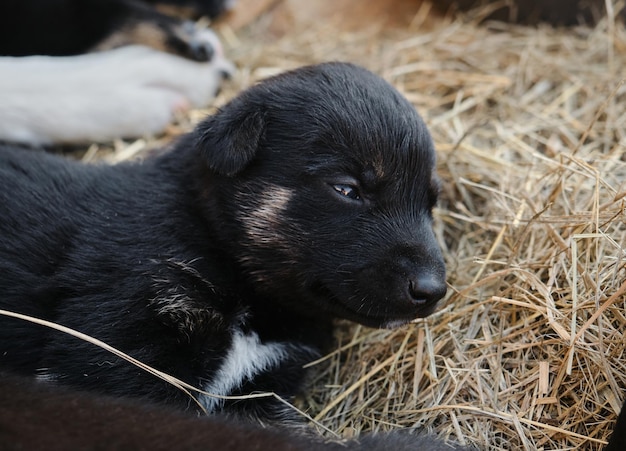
[208,3,626,450]
[34,2,626,450]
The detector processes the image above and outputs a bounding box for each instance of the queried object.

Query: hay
[92,3,626,449]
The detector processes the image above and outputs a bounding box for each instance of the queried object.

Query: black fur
[0,0,229,59]
[145,0,233,19]
[605,399,626,451]
[433,0,617,26]
[0,373,469,451]
[0,63,446,423]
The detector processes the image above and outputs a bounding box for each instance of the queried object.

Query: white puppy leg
[0,40,234,145]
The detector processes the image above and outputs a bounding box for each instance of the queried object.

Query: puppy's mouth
[311,283,437,329]
[340,304,438,330]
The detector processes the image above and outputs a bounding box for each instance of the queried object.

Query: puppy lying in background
[146,0,236,19]
[0,0,234,145]
[0,63,447,425]
[0,0,233,59]
[0,44,234,145]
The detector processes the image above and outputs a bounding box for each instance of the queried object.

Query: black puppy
[0,62,446,422]
[0,0,231,59]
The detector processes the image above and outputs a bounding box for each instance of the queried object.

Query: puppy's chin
[330,300,439,330]
[344,313,419,330]
[377,303,440,329]
[380,318,414,330]
[367,310,436,330]
[307,283,437,329]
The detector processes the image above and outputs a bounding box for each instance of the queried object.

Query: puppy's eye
[332,184,361,201]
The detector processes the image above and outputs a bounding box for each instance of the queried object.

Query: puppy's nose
[190,41,215,62]
[408,274,447,307]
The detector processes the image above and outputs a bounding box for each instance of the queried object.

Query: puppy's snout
[190,41,215,62]
[407,273,447,307]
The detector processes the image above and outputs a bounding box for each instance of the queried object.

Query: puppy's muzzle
[370,248,447,321]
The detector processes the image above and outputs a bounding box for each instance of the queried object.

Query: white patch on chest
[199,329,289,412]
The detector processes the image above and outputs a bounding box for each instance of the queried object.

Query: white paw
[0,40,234,145]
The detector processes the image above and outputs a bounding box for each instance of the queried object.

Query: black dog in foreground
[0,63,447,423]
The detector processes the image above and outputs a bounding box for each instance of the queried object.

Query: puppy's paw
[0,43,234,145]
[120,43,234,109]
[181,25,236,83]
[176,22,229,64]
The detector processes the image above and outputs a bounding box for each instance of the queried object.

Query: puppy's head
[195,62,446,329]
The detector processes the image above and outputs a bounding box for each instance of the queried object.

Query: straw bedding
[74,3,626,450]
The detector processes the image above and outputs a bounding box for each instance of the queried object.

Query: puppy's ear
[194,108,266,176]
